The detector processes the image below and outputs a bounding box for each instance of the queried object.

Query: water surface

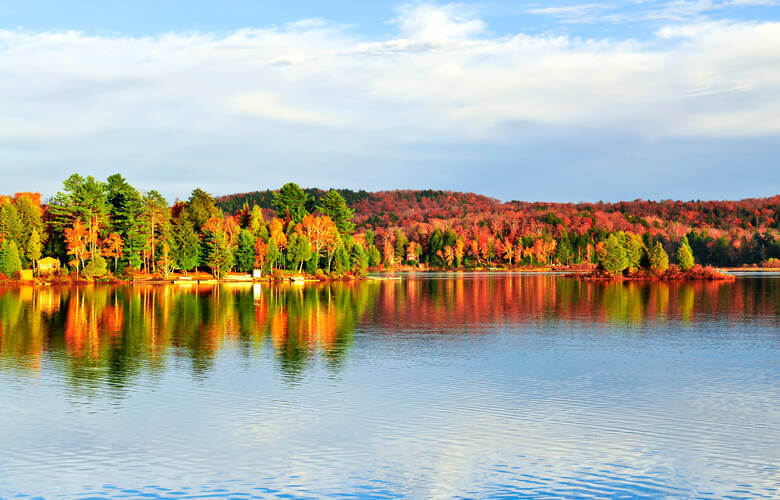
[1,274,778,498]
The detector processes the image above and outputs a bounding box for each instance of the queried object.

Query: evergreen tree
[0,240,22,277]
[649,241,670,275]
[677,236,695,271]
[186,188,221,230]
[350,244,369,275]
[172,214,200,274]
[234,229,257,273]
[13,194,44,248]
[0,203,23,249]
[597,234,629,275]
[205,230,232,279]
[368,245,381,267]
[554,234,574,265]
[317,190,355,235]
[272,183,310,223]
[106,174,145,270]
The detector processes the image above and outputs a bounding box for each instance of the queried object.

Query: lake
[0,273,778,498]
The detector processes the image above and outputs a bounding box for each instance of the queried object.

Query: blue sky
[1,1,779,202]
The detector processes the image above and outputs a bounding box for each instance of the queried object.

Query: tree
[649,242,669,275]
[186,188,221,230]
[0,203,23,248]
[622,233,645,269]
[64,218,90,273]
[234,229,257,273]
[83,255,108,278]
[172,213,200,274]
[296,214,338,268]
[26,229,42,269]
[102,232,124,271]
[287,233,312,272]
[157,242,176,278]
[368,245,381,267]
[106,174,145,270]
[13,194,44,252]
[249,204,265,234]
[597,234,629,275]
[254,238,268,274]
[317,190,355,235]
[273,183,310,223]
[48,174,109,258]
[0,240,22,277]
[677,236,695,271]
[140,190,170,273]
[350,243,369,275]
[205,229,232,279]
[554,234,574,265]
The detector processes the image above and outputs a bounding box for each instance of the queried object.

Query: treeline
[1,178,778,280]
[0,175,372,279]
[221,189,780,269]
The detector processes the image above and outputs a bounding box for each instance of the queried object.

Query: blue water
[0,275,778,498]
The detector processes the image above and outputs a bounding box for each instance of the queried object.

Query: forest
[0,174,778,281]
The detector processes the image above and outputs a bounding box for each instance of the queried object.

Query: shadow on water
[0,275,778,390]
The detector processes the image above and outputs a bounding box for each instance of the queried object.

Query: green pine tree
[649,242,670,275]
[0,240,23,277]
[317,190,355,235]
[677,236,695,271]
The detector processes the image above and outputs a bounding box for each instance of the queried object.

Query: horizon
[2,2,779,202]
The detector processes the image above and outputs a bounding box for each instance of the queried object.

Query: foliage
[273,183,311,223]
[83,255,108,278]
[649,242,670,275]
[26,229,43,266]
[235,229,257,273]
[317,190,355,235]
[677,236,695,271]
[0,240,22,276]
[597,234,629,275]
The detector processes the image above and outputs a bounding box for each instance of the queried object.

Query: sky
[1,1,779,202]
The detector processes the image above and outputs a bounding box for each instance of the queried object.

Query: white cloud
[0,4,778,198]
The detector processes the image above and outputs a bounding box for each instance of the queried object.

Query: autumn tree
[64,218,90,273]
[102,233,124,271]
[157,242,176,279]
[296,214,338,268]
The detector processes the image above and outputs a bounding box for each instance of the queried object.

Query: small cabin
[36,257,61,275]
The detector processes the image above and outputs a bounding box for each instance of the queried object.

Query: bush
[83,255,108,278]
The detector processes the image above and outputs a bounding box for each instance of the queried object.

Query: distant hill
[217,188,780,235]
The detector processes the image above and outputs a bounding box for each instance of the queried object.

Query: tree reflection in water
[0,275,777,388]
